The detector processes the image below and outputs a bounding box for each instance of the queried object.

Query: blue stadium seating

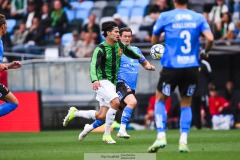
[119,0,135,8]
[6,19,17,34]
[65,9,75,23]
[117,6,131,17]
[61,33,73,46]
[131,6,145,17]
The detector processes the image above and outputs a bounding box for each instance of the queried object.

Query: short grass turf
[0,129,240,160]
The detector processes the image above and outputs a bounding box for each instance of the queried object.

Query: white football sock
[119,124,126,133]
[157,132,166,139]
[74,110,96,120]
[179,132,188,144]
[104,108,117,135]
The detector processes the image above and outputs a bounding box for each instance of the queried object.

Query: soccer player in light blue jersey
[75,27,155,141]
[0,14,22,117]
[147,0,214,153]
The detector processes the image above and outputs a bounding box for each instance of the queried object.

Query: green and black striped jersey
[90,41,141,85]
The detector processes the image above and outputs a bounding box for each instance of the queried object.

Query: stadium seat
[117,6,131,17]
[102,6,116,17]
[119,0,135,8]
[79,1,94,10]
[129,16,143,24]
[107,0,120,7]
[6,19,17,34]
[232,12,240,23]
[61,33,73,46]
[130,6,145,17]
[94,1,107,9]
[234,2,239,12]
[65,9,75,23]
[135,0,150,7]
[70,1,80,8]
[90,7,103,20]
[75,8,91,23]
[100,16,113,26]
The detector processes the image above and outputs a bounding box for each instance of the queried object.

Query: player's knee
[96,113,106,120]
[126,99,137,108]
[111,99,120,109]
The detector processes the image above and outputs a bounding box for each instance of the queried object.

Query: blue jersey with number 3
[118,46,145,90]
[152,9,211,68]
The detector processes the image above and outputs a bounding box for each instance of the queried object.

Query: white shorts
[95,80,118,108]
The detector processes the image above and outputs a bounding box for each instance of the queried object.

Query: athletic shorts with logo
[157,67,199,96]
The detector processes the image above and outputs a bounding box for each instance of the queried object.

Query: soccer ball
[150,44,165,60]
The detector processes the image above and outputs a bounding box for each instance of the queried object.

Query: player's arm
[0,63,8,71]
[5,61,22,70]
[200,16,214,58]
[118,40,142,60]
[90,47,102,90]
[141,60,156,71]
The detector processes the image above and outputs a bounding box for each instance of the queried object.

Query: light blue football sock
[180,107,192,134]
[121,106,133,125]
[92,120,105,129]
[0,102,18,117]
[154,101,167,133]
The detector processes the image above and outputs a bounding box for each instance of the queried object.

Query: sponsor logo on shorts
[162,83,171,96]
[187,85,196,96]
[117,91,123,100]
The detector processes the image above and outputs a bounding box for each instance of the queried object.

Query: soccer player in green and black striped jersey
[63,21,144,144]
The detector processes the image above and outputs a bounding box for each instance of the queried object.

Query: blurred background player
[0,14,22,117]
[191,59,213,129]
[148,0,214,153]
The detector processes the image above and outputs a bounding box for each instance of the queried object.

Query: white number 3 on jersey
[180,30,191,54]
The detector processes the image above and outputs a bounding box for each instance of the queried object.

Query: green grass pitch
[0,129,240,160]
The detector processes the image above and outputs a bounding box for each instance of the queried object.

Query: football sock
[0,103,18,116]
[104,108,117,135]
[119,106,133,132]
[92,120,105,129]
[180,107,192,133]
[154,101,167,133]
[179,132,188,144]
[74,110,96,120]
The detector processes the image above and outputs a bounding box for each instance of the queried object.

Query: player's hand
[146,64,156,71]
[93,81,101,90]
[8,61,22,69]
[0,64,8,71]
[200,49,209,59]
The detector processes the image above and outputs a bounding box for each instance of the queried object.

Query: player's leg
[0,84,19,117]
[117,94,136,139]
[97,80,119,144]
[116,82,136,139]
[63,107,97,126]
[148,67,178,153]
[79,105,108,141]
[178,67,198,153]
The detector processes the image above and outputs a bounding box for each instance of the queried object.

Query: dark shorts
[157,67,199,97]
[116,82,135,103]
[0,84,10,100]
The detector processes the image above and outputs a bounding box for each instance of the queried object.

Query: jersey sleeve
[90,47,102,83]
[152,14,165,36]
[120,42,141,59]
[137,48,146,64]
[200,15,211,33]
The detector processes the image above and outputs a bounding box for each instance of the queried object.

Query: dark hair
[177,0,189,5]
[148,4,160,14]
[0,14,6,26]
[119,27,132,36]
[101,21,118,37]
